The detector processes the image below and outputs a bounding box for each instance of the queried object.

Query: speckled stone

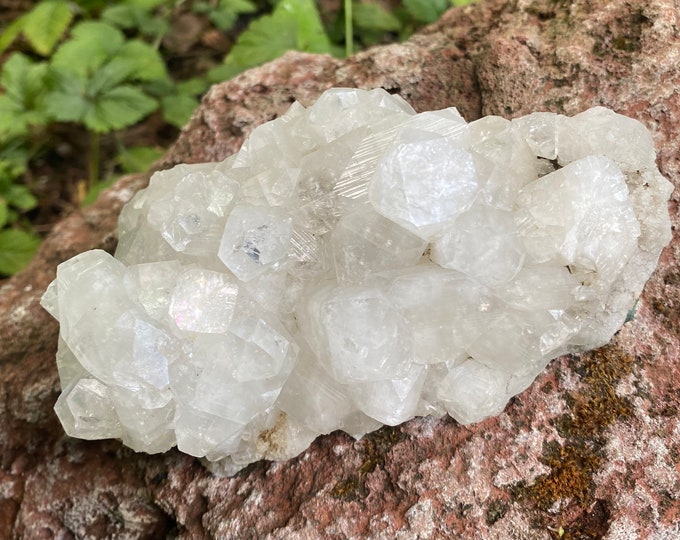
[1,0,679,538]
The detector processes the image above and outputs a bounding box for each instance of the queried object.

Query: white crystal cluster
[41,88,672,475]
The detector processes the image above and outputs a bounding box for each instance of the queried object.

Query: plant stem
[88,131,100,187]
[345,0,353,57]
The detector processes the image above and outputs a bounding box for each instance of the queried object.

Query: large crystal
[41,88,673,476]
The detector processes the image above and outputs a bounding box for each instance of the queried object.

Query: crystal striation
[41,88,673,475]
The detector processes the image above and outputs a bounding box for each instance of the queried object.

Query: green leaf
[5,184,37,211]
[101,4,142,28]
[69,0,109,13]
[403,0,449,23]
[22,0,74,55]
[0,54,50,139]
[102,4,169,37]
[353,2,402,32]
[116,40,168,81]
[84,40,168,96]
[83,85,157,132]
[81,177,116,206]
[1,53,32,102]
[0,143,29,181]
[51,22,125,77]
[0,17,26,56]
[0,97,28,139]
[287,0,335,52]
[140,77,175,97]
[43,67,89,123]
[1,53,49,106]
[220,0,333,79]
[207,63,239,83]
[161,93,199,127]
[207,0,257,31]
[192,0,211,14]
[139,16,169,37]
[0,229,41,275]
[177,77,209,96]
[85,58,138,96]
[0,199,7,229]
[128,0,170,10]
[117,145,164,174]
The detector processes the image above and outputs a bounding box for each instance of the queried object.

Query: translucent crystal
[431,203,526,287]
[515,156,640,280]
[332,207,427,282]
[511,112,558,160]
[218,204,293,281]
[123,260,180,322]
[318,285,412,383]
[169,268,239,333]
[471,115,538,209]
[369,114,478,240]
[436,359,512,424]
[42,88,673,475]
[55,378,123,440]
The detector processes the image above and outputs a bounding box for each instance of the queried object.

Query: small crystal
[169,268,238,333]
[369,118,478,240]
[42,88,672,475]
[55,378,123,440]
[218,204,293,281]
[317,286,412,383]
[332,207,427,282]
[431,203,526,287]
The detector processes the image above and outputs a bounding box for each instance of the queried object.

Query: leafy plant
[0,144,35,218]
[45,21,166,130]
[0,53,51,141]
[345,0,354,55]
[82,143,164,206]
[209,0,338,82]
[354,2,402,32]
[192,0,257,31]
[351,2,402,46]
[116,145,164,174]
[0,0,73,56]
[0,143,40,275]
[0,228,41,275]
[144,76,210,128]
[403,0,451,24]
[102,0,172,44]
[403,0,477,24]
[43,20,167,184]
[0,0,479,276]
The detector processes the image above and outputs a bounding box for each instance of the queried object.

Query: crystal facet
[41,88,673,476]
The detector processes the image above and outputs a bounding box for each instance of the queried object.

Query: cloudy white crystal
[41,88,673,476]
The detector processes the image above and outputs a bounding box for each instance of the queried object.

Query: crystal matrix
[41,88,673,475]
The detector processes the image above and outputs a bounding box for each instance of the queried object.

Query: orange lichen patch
[511,345,635,536]
[561,348,635,437]
[519,440,601,511]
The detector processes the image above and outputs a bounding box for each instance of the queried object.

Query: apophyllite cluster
[41,88,672,475]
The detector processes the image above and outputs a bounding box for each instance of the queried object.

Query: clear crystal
[169,268,239,333]
[218,204,293,281]
[42,88,673,475]
[369,114,478,240]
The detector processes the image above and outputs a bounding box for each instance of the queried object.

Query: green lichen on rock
[330,425,406,501]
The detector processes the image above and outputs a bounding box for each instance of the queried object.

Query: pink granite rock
[1,0,679,538]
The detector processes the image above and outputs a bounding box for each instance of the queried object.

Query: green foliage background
[0,0,476,276]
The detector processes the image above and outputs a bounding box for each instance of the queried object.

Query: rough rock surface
[1,0,679,538]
